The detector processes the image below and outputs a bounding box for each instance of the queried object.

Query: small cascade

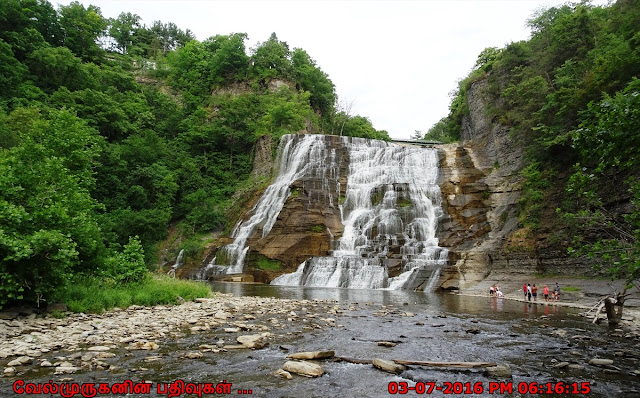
[272,136,449,290]
[168,249,185,277]
[196,256,227,280]
[271,257,388,289]
[216,134,339,274]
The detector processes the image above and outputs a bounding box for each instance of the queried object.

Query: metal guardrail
[390,139,443,147]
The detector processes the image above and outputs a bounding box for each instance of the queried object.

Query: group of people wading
[489,282,561,301]
[488,285,504,297]
[522,282,560,302]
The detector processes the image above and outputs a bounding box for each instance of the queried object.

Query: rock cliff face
[435,77,593,289]
[235,135,348,282]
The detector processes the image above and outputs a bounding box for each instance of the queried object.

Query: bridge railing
[390,139,444,147]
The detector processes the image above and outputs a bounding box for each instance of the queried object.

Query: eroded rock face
[245,135,347,276]
[436,77,593,289]
[435,78,524,289]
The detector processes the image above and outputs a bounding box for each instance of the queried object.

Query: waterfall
[168,249,185,277]
[271,136,448,290]
[216,134,337,274]
[171,249,184,271]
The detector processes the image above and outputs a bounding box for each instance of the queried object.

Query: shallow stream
[203,283,640,398]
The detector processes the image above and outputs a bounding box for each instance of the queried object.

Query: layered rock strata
[435,77,593,289]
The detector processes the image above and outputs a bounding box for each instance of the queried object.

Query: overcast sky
[56,0,609,139]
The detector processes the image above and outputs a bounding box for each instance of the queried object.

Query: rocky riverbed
[1,285,640,397]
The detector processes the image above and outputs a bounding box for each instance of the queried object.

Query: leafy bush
[102,236,147,284]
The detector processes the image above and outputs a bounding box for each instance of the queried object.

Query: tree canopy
[0,0,388,309]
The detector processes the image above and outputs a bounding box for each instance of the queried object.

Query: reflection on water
[209,282,573,320]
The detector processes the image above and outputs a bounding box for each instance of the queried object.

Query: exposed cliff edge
[436,78,594,290]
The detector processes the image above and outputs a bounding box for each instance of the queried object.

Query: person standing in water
[532,284,538,301]
[543,285,549,301]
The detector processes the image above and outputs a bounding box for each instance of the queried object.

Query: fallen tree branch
[592,301,606,324]
[333,356,373,365]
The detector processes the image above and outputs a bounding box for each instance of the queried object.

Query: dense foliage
[0,0,388,308]
[432,0,640,286]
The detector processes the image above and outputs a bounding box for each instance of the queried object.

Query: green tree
[59,1,107,61]
[251,33,293,82]
[108,12,141,54]
[102,236,147,284]
[0,39,28,104]
[25,46,88,93]
[291,48,336,117]
[206,33,250,85]
[0,108,105,307]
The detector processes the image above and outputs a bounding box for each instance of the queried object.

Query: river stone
[553,362,569,368]
[0,351,10,359]
[186,351,203,359]
[87,346,111,351]
[551,329,567,337]
[286,350,335,360]
[4,367,15,376]
[80,352,99,362]
[8,356,32,366]
[282,360,324,377]
[237,334,269,349]
[484,364,512,378]
[589,358,614,366]
[568,364,585,371]
[377,341,397,347]
[372,358,405,374]
[224,327,241,333]
[214,311,230,320]
[274,369,293,380]
[224,345,248,350]
[97,352,116,359]
[127,341,158,350]
[40,360,53,367]
[55,366,79,374]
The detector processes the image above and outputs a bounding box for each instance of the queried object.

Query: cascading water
[215,134,338,274]
[272,136,449,291]
[170,249,184,272]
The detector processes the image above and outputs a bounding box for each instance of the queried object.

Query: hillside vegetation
[0,0,389,309]
[429,0,640,288]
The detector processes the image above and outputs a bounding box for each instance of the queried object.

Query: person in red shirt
[543,285,549,302]
[532,284,538,301]
[523,283,528,300]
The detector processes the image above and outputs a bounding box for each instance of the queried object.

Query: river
[203,283,640,398]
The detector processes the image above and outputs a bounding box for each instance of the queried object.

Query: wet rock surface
[1,286,640,397]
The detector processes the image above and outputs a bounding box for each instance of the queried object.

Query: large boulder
[372,358,405,374]
[282,360,324,377]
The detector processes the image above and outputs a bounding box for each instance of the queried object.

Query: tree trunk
[604,293,625,326]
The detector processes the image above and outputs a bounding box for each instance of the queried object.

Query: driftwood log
[392,360,497,368]
[334,357,497,368]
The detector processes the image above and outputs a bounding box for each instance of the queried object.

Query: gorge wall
[436,77,594,290]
